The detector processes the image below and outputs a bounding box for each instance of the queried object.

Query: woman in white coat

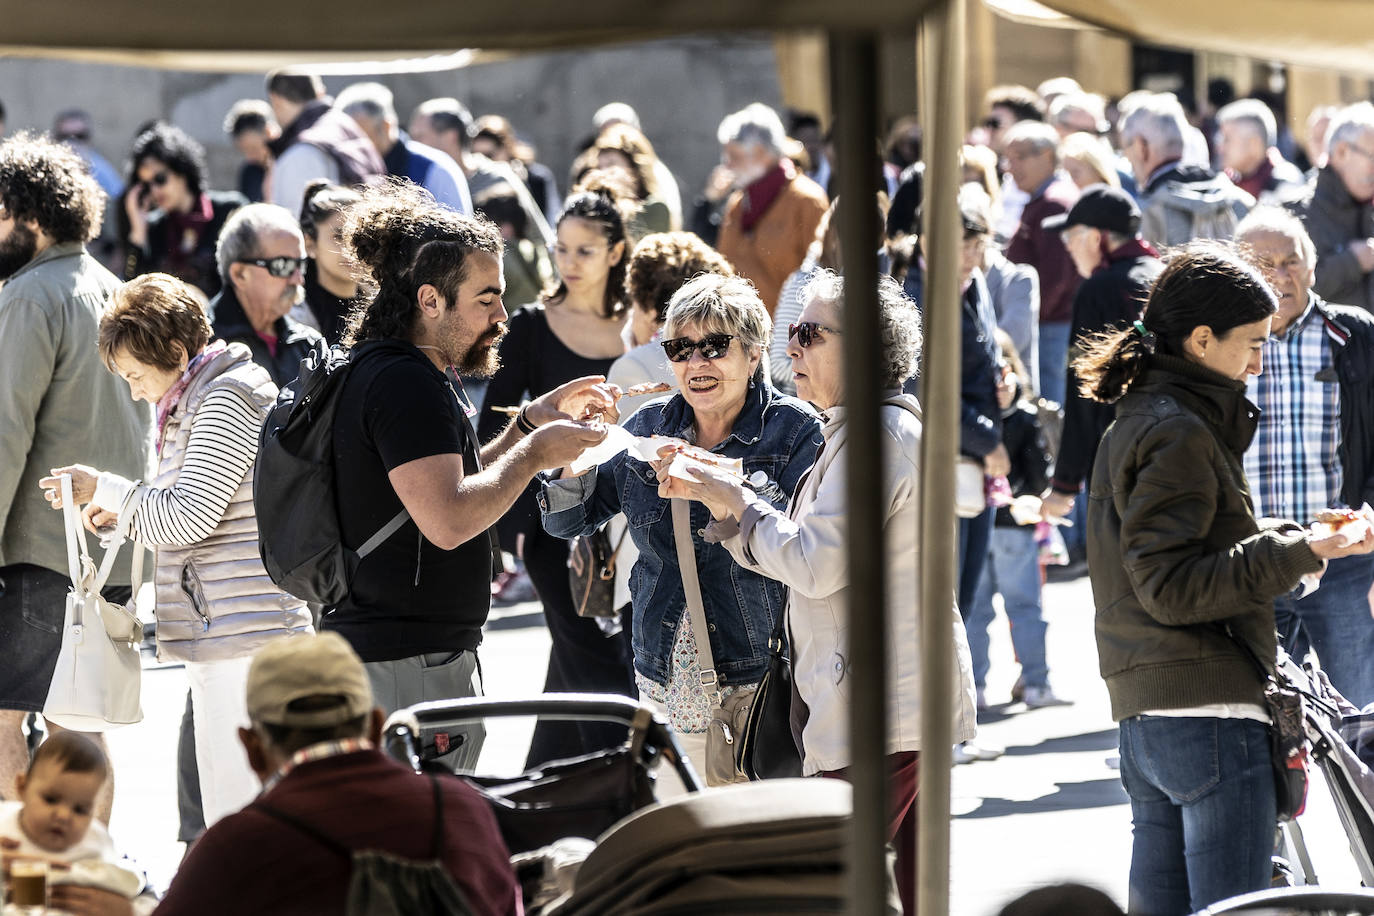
[659,269,977,916]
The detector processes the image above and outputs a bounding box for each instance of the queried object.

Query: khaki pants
[365,650,485,773]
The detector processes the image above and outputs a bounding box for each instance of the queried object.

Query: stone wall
[0,34,781,214]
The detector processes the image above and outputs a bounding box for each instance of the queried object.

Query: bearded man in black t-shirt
[325,184,612,768]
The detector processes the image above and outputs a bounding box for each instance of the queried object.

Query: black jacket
[1087,354,1322,721]
[994,396,1051,528]
[124,190,247,298]
[1052,244,1163,495]
[1311,297,1374,507]
[208,284,322,388]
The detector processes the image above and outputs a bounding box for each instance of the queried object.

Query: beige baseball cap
[246,632,374,728]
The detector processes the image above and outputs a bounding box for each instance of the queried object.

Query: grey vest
[150,344,312,663]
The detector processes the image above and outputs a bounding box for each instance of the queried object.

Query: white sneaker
[952,740,1003,764]
[1023,685,1073,708]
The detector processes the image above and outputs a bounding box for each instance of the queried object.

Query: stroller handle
[382,693,705,792]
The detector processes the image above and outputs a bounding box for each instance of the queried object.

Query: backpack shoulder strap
[252,802,352,858]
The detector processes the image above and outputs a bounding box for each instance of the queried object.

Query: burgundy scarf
[738,159,796,233]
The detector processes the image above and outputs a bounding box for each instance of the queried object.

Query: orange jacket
[717,173,829,315]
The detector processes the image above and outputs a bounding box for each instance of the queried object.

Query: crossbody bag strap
[671,498,719,701]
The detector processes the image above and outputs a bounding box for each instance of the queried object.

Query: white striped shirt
[94,387,261,546]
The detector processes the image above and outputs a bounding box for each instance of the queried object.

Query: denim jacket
[540,378,823,687]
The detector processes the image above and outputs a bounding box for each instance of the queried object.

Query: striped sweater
[95,343,312,663]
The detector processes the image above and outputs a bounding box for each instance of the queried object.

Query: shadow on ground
[957,777,1128,819]
[1002,728,1119,757]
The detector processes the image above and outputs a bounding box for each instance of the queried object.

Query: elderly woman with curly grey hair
[541,272,823,785]
[660,269,977,915]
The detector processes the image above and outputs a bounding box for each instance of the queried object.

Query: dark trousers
[822,751,920,915]
[523,527,636,768]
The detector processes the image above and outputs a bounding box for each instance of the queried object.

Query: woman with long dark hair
[477,184,635,764]
[1079,241,1374,914]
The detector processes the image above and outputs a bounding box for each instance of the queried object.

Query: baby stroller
[383,694,882,915]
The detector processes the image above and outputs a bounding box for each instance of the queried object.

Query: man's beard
[457,322,507,377]
[0,222,38,280]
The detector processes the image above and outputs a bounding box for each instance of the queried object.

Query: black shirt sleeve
[365,359,464,471]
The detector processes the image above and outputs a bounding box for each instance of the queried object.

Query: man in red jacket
[1002,120,1082,406]
[155,633,521,915]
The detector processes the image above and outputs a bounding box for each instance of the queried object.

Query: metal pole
[828,29,888,916]
[917,0,965,914]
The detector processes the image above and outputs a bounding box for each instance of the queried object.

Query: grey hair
[336,81,397,126]
[1002,120,1061,161]
[593,102,640,131]
[216,203,304,283]
[1049,92,1107,134]
[664,273,771,354]
[1326,102,1374,155]
[717,103,788,156]
[1119,93,1187,159]
[1217,98,1278,148]
[1235,205,1317,271]
[802,268,923,389]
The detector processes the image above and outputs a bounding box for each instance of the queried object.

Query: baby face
[16,761,103,853]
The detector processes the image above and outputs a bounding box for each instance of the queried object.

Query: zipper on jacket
[180,561,211,632]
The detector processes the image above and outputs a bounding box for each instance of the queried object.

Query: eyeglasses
[788,322,841,348]
[237,256,306,279]
[661,333,734,362]
[147,170,172,188]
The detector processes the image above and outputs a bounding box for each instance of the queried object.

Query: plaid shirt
[1244,296,1343,524]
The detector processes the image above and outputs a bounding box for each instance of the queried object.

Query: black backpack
[255,340,408,605]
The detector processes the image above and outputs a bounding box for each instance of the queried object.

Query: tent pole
[917,0,965,914]
[829,28,888,916]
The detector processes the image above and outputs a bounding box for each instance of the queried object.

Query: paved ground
[102,575,1369,911]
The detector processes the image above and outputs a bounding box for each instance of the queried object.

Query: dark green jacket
[1087,354,1322,721]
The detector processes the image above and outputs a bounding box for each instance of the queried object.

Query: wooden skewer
[489,405,523,416]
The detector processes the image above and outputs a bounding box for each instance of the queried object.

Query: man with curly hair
[0,133,150,816]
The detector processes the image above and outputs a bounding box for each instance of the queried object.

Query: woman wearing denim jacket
[541,273,822,785]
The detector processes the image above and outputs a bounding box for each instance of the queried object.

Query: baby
[2,732,151,914]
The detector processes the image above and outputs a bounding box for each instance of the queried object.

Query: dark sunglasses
[237,256,306,279]
[788,322,841,348]
[661,333,734,363]
[145,170,171,188]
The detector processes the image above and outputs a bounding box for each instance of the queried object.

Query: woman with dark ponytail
[1082,241,1374,914]
[477,180,636,766]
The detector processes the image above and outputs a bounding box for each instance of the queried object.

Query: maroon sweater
[154,749,520,916]
[1005,176,1082,324]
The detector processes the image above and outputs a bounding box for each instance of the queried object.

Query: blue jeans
[966,526,1048,688]
[1274,552,1374,709]
[957,507,994,618]
[1118,716,1276,915]
[1038,320,1071,407]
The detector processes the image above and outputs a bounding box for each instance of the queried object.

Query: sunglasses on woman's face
[661,333,735,363]
[237,256,306,279]
[788,322,841,348]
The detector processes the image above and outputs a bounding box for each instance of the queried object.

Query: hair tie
[1131,319,1157,354]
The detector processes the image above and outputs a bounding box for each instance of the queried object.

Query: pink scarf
[155,341,228,453]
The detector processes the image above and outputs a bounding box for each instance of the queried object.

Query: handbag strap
[59,475,88,589]
[671,498,720,702]
[60,475,145,615]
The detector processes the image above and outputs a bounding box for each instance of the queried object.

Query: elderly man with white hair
[209,203,322,387]
[336,81,471,215]
[1295,101,1374,312]
[1217,98,1305,205]
[1001,119,1081,404]
[1119,91,1253,248]
[713,102,829,315]
[1235,206,1374,707]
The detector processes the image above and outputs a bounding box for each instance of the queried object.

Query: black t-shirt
[324,340,492,662]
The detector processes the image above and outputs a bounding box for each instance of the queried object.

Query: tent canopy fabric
[987,0,1374,75]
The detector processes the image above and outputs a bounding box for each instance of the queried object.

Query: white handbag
[955,457,988,519]
[43,474,145,731]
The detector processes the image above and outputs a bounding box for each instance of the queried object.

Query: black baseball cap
[1042,185,1140,236]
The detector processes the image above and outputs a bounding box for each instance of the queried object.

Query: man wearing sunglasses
[209,203,322,387]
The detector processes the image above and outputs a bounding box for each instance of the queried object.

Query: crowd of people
[2,64,1374,915]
